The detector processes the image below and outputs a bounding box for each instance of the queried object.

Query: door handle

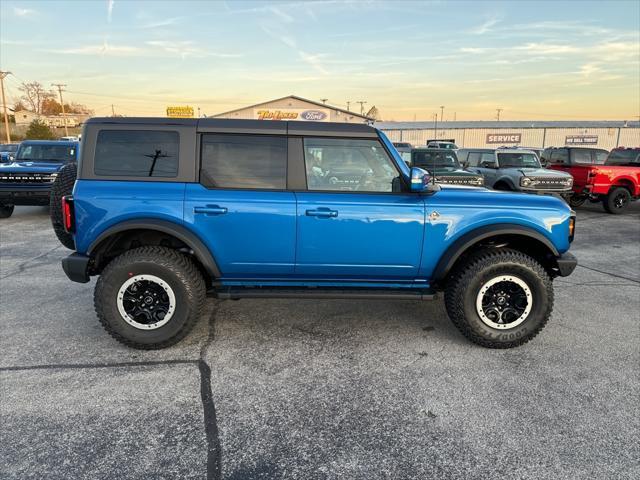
[194,205,227,216]
[306,208,338,218]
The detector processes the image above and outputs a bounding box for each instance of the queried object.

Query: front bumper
[555,252,578,277]
[62,253,91,283]
[0,185,52,206]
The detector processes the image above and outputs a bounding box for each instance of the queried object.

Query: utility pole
[320,98,328,105]
[346,101,351,111]
[197,106,201,118]
[496,108,503,121]
[0,71,11,143]
[453,112,457,121]
[52,83,69,136]
[440,105,445,123]
[356,101,367,115]
[111,104,116,117]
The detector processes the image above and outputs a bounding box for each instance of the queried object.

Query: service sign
[486,133,522,144]
[566,135,598,145]
[166,106,194,118]
[254,108,330,122]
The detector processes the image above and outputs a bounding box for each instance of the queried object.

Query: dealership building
[211,96,638,150]
[212,95,372,123]
[376,120,640,150]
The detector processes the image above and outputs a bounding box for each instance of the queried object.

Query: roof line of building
[212,95,373,120]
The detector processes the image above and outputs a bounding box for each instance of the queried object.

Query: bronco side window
[200,134,287,189]
[303,138,400,192]
[94,130,179,177]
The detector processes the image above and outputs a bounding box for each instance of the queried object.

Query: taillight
[62,195,75,233]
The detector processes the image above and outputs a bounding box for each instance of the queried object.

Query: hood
[503,167,572,178]
[0,161,66,174]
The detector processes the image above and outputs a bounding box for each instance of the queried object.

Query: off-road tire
[603,187,630,214]
[493,182,512,191]
[444,248,554,348]
[568,194,586,208]
[49,163,77,249]
[0,204,14,218]
[94,246,206,349]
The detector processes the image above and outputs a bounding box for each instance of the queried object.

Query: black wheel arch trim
[87,219,221,278]
[432,224,560,283]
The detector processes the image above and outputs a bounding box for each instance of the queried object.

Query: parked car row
[393,142,639,213]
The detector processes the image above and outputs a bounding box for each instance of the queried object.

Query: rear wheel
[603,187,630,214]
[49,163,77,249]
[0,204,14,218]
[444,248,553,348]
[94,246,206,349]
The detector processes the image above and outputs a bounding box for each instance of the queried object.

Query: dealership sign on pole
[166,106,194,118]
[486,133,521,144]
[254,108,330,122]
[565,135,598,145]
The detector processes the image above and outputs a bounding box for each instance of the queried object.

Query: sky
[1,0,639,121]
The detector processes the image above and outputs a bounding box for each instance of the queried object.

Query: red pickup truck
[543,147,640,213]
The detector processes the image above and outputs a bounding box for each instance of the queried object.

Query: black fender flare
[432,224,559,282]
[88,219,221,278]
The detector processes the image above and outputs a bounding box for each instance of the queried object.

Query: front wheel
[603,187,630,214]
[94,246,206,349]
[567,194,586,208]
[0,204,14,218]
[444,248,553,348]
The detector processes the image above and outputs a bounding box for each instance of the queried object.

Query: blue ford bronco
[0,140,78,218]
[55,118,577,349]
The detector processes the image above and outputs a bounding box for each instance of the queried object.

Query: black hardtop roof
[85,117,378,137]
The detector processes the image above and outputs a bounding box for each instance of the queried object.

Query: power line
[356,100,367,115]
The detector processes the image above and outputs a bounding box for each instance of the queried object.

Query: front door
[184,133,296,278]
[467,151,498,187]
[295,137,425,280]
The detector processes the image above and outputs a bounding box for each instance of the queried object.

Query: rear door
[294,137,425,280]
[184,133,296,278]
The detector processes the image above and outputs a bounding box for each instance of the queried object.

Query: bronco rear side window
[200,134,287,189]
[94,130,179,177]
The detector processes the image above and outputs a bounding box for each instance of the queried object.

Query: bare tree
[18,81,54,114]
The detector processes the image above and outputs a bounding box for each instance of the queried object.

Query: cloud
[140,17,183,29]
[47,42,143,56]
[469,14,502,34]
[107,0,114,23]
[13,7,36,17]
[145,40,243,59]
[514,43,581,54]
[269,6,294,23]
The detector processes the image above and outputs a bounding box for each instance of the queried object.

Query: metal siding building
[377,121,640,150]
[211,95,371,124]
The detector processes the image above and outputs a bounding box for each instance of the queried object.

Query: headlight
[564,177,573,186]
[520,177,532,187]
[473,177,484,186]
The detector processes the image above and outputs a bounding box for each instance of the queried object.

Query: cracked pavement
[1,203,639,479]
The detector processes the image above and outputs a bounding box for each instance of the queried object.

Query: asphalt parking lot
[1,202,639,480]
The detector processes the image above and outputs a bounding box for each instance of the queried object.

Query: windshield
[16,144,76,163]
[497,152,541,168]
[412,151,460,169]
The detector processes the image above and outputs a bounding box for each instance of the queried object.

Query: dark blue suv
[57,118,577,349]
[0,140,78,218]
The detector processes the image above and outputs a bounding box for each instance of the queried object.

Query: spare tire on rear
[50,163,77,250]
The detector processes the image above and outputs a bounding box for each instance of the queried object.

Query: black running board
[211,287,437,301]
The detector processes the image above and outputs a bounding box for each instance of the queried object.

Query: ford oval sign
[300,110,328,121]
